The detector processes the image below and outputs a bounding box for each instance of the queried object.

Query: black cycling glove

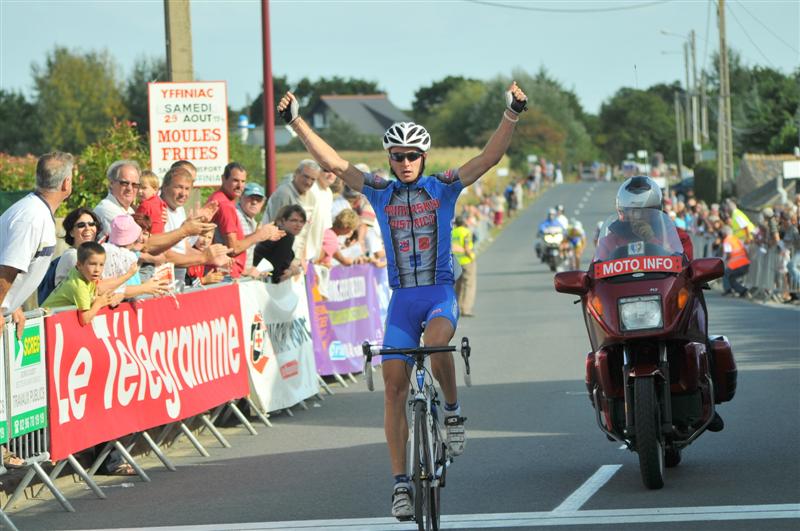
[505,89,528,114]
[279,97,299,125]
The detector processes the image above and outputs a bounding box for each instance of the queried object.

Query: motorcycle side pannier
[711,335,737,403]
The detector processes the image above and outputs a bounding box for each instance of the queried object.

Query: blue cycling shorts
[382,285,459,364]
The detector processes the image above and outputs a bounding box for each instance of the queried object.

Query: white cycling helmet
[382,122,431,152]
[616,176,662,211]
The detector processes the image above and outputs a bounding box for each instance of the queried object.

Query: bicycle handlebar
[362,338,472,390]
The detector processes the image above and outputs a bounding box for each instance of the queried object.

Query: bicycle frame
[361,339,471,530]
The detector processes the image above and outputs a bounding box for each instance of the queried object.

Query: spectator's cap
[342,184,361,199]
[109,214,142,246]
[243,182,266,198]
[762,206,774,218]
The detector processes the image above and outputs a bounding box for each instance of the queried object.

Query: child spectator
[106,214,170,298]
[316,209,364,267]
[186,229,226,286]
[136,170,167,234]
[43,242,124,324]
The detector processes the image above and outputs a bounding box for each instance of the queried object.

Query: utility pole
[701,70,709,143]
[690,30,700,163]
[717,0,735,200]
[674,92,685,179]
[261,0,277,195]
[163,0,193,81]
[683,42,692,141]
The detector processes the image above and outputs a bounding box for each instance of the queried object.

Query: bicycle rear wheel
[413,402,440,530]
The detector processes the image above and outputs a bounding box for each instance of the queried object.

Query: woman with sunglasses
[278,81,528,520]
[54,208,136,292]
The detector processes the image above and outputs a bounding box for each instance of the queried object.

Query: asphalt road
[13,181,800,531]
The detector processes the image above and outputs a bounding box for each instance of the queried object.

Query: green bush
[693,161,719,204]
[65,120,149,216]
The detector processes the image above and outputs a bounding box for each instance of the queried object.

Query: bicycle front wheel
[412,401,440,530]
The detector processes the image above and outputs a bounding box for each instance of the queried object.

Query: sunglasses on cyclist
[389,151,424,163]
[74,221,97,229]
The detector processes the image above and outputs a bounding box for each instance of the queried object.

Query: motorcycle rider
[555,204,569,230]
[598,176,724,431]
[536,208,565,259]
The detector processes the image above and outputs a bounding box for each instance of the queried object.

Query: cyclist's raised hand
[505,81,528,115]
[277,91,300,125]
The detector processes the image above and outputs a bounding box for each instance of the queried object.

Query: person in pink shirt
[207,162,284,277]
[316,209,365,267]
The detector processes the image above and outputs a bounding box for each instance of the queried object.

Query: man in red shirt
[207,162,284,277]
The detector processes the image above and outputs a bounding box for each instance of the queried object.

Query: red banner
[45,285,248,460]
[594,256,683,279]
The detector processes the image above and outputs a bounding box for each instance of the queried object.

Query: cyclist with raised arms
[278,82,528,520]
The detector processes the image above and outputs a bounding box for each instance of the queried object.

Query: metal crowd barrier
[688,232,799,299]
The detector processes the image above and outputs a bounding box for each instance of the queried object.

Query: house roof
[313,94,411,136]
[738,153,796,199]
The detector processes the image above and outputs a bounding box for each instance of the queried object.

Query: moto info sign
[148,81,229,187]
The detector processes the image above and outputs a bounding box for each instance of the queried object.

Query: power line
[733,0,799,55]
[726,1,775,68]
[465,0,671,14]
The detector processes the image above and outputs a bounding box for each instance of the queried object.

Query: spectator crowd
[2,151,529,341]
[665,187,800,304]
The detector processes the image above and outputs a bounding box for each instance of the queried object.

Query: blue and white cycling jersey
[361,170,464,289]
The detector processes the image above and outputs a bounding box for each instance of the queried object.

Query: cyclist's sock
[394,474,409,484]
[444,402,460,418]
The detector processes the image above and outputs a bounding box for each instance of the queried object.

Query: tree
[706,50,799,154]
[124,56,168,138]
[411,76,476,122]
[247,75,291,126]
[598,87,675,163]
[32,46,127,153]
[0,90,41,155]
[426,80,493,148]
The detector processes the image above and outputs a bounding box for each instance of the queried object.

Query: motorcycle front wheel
[634,376,665,489]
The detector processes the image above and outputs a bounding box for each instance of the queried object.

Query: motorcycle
[554,209,737,489]
[540,225,569,272]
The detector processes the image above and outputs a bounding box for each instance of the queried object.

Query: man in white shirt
[159,166,230,281]
[0,151,73,335]
[236,182,267,270]
[265,160,319,260]
[94,160,141,238]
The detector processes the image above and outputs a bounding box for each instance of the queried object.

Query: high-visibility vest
[451,226,473,265]
[723,234,750,269]
[730,208,755,242]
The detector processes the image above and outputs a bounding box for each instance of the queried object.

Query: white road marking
[87,504,800,530]
[552,464,622,512]
[619,444,627,450]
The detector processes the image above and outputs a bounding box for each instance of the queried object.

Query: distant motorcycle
[540,225,569,272]
[554,208,737,489]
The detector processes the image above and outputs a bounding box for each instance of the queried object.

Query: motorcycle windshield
[593,209,685,275]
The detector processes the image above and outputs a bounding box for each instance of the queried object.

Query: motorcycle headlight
[544,233,563,244]
[618,295,662,331]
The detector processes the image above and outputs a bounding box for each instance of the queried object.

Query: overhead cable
[733,0,799,55]
[726,2,776,68]
[465,0,671,14]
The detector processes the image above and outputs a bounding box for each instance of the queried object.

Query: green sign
[7,317,48,438]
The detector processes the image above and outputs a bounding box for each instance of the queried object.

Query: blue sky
[1,0,797,115]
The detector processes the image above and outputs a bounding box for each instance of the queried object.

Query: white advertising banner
[148,81,229,187]
[5,316,47,438]
[240,278,319,413]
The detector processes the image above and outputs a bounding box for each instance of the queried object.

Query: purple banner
[306,264,386,376]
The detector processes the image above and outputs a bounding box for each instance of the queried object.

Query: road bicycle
[362,337,471,530]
